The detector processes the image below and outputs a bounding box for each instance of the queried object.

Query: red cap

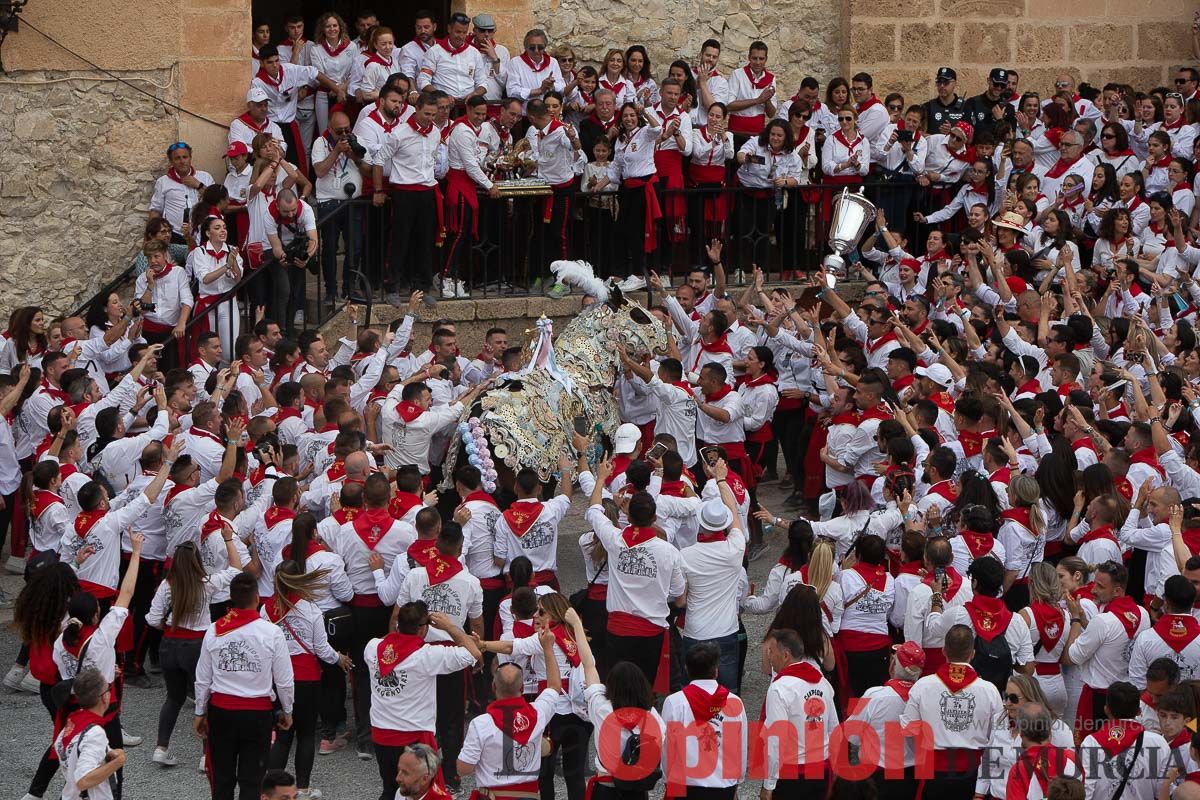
[952,120,974,142]
[892,641,926,669]
[225,141,250,158]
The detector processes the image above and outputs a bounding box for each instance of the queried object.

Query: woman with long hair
[623,44,656,106]
[1098,121,1143,178]
[742,519,841,622]
[146,540,242,766]
[265,559,352,798]
[14,561,80,800]
[666,59,697,115]
[998,473,1046,609]
[688,101,735,241]
[595,102,662,283]
[190,183,231,247]
[1162,91,1196,158]
[1093,206,1135,270]
[1083,162,1121,240]
[1036,447,1077,555]
[497,555,553,637]
[976,673,1077,798]
[187,216,244,362]
[0,305,48,374]
[949,502,1005,576]
[85,291,133,342]
[309,12,355,135]
[598,48,633,106]
[1017,562,1070,717]
[1031,208,1081,288]
[1055,555,1096,726]
[765,584,835,677]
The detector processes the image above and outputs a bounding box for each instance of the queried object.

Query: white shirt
[821,130,871,178]
[1079,721,1171,800]
[695,388,745,445]
[445,118,493,190]
[608,124,661,182]
[150,168,214,231]
[526,121,584,187]
[133,264,194,328]
[505,53,565,104]
[1067,602,1149,689]
[53,606,128,683]
[726,65,775,126]
[1120,510,1179,599]
[460,689,560,787]
[364,638,477,733]
[660,680,748,788]
[418,41,487,98]
[380,393,463,473]
[1128,614,1200,686]
[55,722,115,800]
[368,118,441,187]
[398,38,433,81]
[649,102,693,155]
[401,566,483,642]
[901,663,1002,752]
[252,64,320,124]
[586,505,686,628]
[62,495,151,592]
[494,495,572,574]
[762,661,839,789]
[228,114,285,153]
[736,139,805,188]
[194,615,295,714]
[325,511,417,597]
[679,528,747,639]
[311,133,364,201]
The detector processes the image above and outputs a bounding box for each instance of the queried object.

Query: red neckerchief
[29,489,62,523]
[407,539,440,569]
[1104,595,1143,638]
[266,199,299,227]
[622,525,658,547]
[321,38,350,58]
[929,391,955,416]
[856,95,882,114]
[681,681,730,722]
[1001,506,1036,535]
[395,401,424,423]
[332,507,359,526]
[604,454,631,488]
[273,406,302,424]
[59,709,106,750]
[377,631,425,677]
[1029,602,1066,650]
[935,662,979,693]
[520,52,551,72]
[406,117,434,139]
[923,566,964,600]
[693,334,734,372]
[659,480,687,497]
[323,460,346,483]
[726,471,748,505]
[74,509,105,539]
[1129,446,1166,479]
[254,64,284,89]
[853,562,888,591]
[1079,524,1118,545]
[199,510,228,542]
[959,429,984,458]
[865,330,897,354]
[282,538,325,561]
[1153,613,1200,653]
[829,409,861,427]
[236,112,268,134]
[264,505,295,530]
[165,166,195,184]
[352,507,395,548]
[697,529,728,543]
[897,560,923,576]
[549,623,581,666]
[363,51,393,68]
[202,244,228,262]
[588,112,617,131]
[742,64,774,90]
[705,384,732,403]
[599,76,626,96]
[772,660,822,683]
[736,372,777,389]
[1071,437,1098,457]
[926,480,958,504]
[388,491,423,520]
[1092,720,1145,756]
[215,606,259,635]
[367,107,399,133]
[859,405,893,423]
[411,37,432,52]
[437,37,471,55]
[1045,154,1083,179]
[960,531,994,558]
[1013,378,1042,397]
[463,490,498,507]
[41,381,70,403]
[833,129,863,151]
[503,500,544,537]
[947,141,977,163]
[966,594,1012,642]
[263,591,302,622]
[537,118,564,141]
[1164,116,1186,132]
[487,696,540,744]
[989,466,1011,486]
[427,552,464,585]
[490,118,512,143]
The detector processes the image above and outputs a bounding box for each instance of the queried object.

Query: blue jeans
[682,631,741,693]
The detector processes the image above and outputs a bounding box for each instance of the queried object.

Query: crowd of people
[16,9,1200,800]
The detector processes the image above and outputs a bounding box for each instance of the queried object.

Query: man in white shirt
[229,87,285,153]
[444,96,500,299]
[311,110,366,301]
[904,537,974,675]
[149,142,213,235]
[693,39,731,127]
[1078,680,1171,800]
[849,642,924,797]
[725,41,776,139]
[1128,575,1200,686]
[263,188,318,333]
[381,378,486,475]
[504,29,563,109]
[761,627,839,795]
[901,624,1002,797]
[1121,482,1181,605]
[616,352,698,466]
[397,11,437,83]
[694,363,746,476]
[417,13,487,103]
[252,45,343,176]
[494,465,573,588]
[194,572,294,800]
[54,668,126,800]
[678,463,746,690]
[661,641,748,797]
[469,15,509,103]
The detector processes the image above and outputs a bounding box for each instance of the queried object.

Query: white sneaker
[3,664,28,692]
[617,275,646,292]
[21,794,40,800]
[292,309,305,328]
[441,277,458,299]
[152,747,178,767]
[297,790,324,800]
[454,279,470,298]
[122,729,143,748]
[733,269,747,285]
[197,755,207,774]
[19,672,39,693]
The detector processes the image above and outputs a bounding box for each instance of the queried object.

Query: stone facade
[0,0,247,317]
[846,0,1196,102]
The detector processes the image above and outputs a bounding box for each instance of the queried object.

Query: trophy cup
[823,188,877,281]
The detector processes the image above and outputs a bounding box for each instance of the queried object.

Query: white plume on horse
[550,260,609,302]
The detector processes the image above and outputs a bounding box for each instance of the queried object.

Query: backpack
[972,629,1013,695]
[611,723,663,795]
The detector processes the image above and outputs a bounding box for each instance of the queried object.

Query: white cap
[612,423,642,455]
[246,86,269,103]
[915,363,953,388]
[699,499,733,532]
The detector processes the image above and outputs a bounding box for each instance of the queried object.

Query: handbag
[51,634,94,710]
[569,560,606,614]
[323,605,354,652]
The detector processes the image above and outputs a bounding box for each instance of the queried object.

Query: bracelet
[774,517,783,527]
[1070,618,1082,625]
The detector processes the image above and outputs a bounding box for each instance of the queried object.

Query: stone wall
[507,0,842,94]
[0,0,248,318]
[847,0,1196,103]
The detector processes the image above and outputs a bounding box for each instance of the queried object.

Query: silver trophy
[823,188,877,280]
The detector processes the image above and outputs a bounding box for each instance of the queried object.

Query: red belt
[1034,662,1062,676]
[141,318,175,335]
[746,423,774,443]
[292,652,321,681]
[371,727,437,748]
[79,579,118,600]
[586,582,608,601]
[531,569,559,589]
[728,113,765,135]
[623,175,662,252]
[585,775,613,800]
[351,593,385,607]
[211,691,272,711]
[479,576,506,591]
[164,626,206,640]
[932,748,980,772]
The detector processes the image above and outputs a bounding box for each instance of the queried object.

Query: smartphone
[700,446,720,466]
[897,129,914,142]
[646,442,668,461]
[750,154,766,165]
[933,565,947,589]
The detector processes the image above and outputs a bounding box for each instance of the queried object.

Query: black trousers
[270,679,320,788]
[436,669,467,782]
[472,584,508,714]
[844,647,891,700]
[580,596,609,680]
[157,635,202,748]
[207,706,274,800]
[318,659,347,740]
[28,681,59,797]
[772,775,829,799]
[539,712,592,800]
[318,198,361,297]
[374,742,406,800]
[872,766,918,800]
[119,554,164,675]
[915,769,979,800]
[269,258,308,335]
[530,190,572,281]
[605,630,664,689]
[350,605,393,751]
[387,189,437,292]
[773,404,808,493]
[682,787,736,800]
[0,487,16,558]
[617,183,649,276]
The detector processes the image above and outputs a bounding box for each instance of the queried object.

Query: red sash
[503,501,544,537]
[965,594,1012,643]
[377,632,425,677]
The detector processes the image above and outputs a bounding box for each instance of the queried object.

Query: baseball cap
[935,67,956,82]
[893,641,926,669]
[225,141,250,158]
[612,423,642,455]
[915,364,953,388]
[989,67,1009,86]
[699,499,734,532]
[246,86,269,103]
[472,13,496,30]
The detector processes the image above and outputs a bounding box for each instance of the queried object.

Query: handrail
[70,260,141,318]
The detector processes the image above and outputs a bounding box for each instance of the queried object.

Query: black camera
[140,300,157,313]
[283,235,309,264]
[253,432,281,462]
[344,133,367,159]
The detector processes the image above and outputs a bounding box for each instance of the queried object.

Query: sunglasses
[527,44,546,51]
[1005,693,1021,704]
[1177,78,1195,85]
[795,113,811,120]
[1168,92,1185,101]
[838,115,854,122]
[948,133,965,142]
[935,78,952,85]
[1101,133,1116,139]
[887,104,903,111]
[991,82,1008,89]
[167,141,191,154]
[1055,81,1070,89]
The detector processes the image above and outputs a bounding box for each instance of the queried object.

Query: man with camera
[264,188,318,333]
[311,110,365,306]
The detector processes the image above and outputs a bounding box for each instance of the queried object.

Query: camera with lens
[344,132,367,159]
[283,234,310,264]
[253,432,281,462]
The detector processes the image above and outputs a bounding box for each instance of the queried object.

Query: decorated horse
[439,261,666,493]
